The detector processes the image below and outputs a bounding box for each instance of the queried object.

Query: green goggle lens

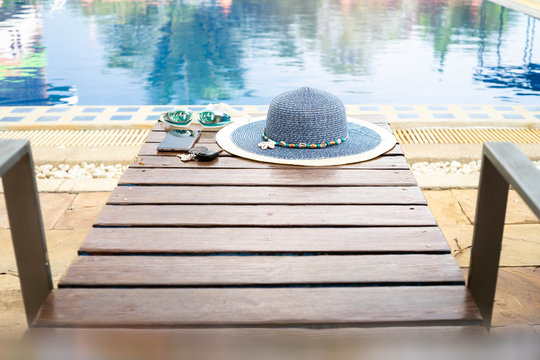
[163,110,192,125]
[161,110,232,128]
[198,111,232,127]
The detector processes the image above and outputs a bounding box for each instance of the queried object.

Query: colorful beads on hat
[261,129,347,149]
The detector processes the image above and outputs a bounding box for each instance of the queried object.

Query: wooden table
[33,118,484,339]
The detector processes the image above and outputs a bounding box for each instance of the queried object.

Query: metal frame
[0,140,52,326]
[467,142,540,329]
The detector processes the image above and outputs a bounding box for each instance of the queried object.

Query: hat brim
[216,117,397,166]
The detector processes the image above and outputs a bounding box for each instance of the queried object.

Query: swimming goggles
[161,110,231,128]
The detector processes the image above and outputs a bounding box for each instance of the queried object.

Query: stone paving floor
[423,189,540,335]
[0,190,538,340]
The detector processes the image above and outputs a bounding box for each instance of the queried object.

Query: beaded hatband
[261,128,348,149]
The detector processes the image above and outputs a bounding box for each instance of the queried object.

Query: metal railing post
[467,152,508,329]
[467,142,540,330]
[1,140,52,326]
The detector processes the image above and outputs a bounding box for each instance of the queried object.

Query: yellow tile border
[394,128,540,144]
[1,126,538,148]
[0,129,151,147]
[0,105,539,130]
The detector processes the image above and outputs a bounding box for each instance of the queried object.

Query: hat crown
[265,87,348,144]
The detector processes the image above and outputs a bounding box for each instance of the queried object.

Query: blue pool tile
[502,114,524,120]
[462,106,482,111]
[117,107,140,112]
[394,106,414,111]
[494,106,513,111]
[359,106,380,111]
[72,116,96,121]
[152,107,174,112]
[232,106,244,111]
[468,113,490,119]
[11,107,35,113]
[37,116,60,122]
[535,114,540,120]
[525,106,540,112]
[111,115,132,120]
[1,116,23,122]
[83,107,105,113]
[47,107,70,113]
[427,106,448,111]
[397,113,419,119]
[146,115,160,121]
[433,113,455,119]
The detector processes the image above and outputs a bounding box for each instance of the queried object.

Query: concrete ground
[0,190,538,340]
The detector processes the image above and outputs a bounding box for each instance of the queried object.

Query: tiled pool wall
[0,105,539,128]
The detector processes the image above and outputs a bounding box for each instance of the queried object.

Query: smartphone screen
[157,129,201,152]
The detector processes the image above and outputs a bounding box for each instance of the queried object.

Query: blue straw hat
[216,87,396,166]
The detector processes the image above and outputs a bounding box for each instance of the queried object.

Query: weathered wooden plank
[151,119,390,133]
[95,205,436,227]
[138,142,404,157]
[108,186,426,205]
[132,154,410,170]
[148,123,393,142]
[28,326,487,341]
[147,130,218,143]
[79,227,450,254]
[25,326,486,359]
[139,142,226,156]
[35,286,482,327]
[153,121,215,133]
[118,168,417,186]
[59,255,464,287]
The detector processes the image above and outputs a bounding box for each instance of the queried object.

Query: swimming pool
[0,0,538,106]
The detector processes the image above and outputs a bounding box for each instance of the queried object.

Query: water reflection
[475,8,539,95]
[144,1,245,104]
[0,0,537,105]
[0,1,46,104]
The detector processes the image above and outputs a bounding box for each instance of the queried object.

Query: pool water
[0,0,538,106]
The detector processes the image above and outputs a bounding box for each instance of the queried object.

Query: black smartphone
[157,129,201,152]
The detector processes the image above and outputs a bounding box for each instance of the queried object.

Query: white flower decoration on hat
[258,141,275,150]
